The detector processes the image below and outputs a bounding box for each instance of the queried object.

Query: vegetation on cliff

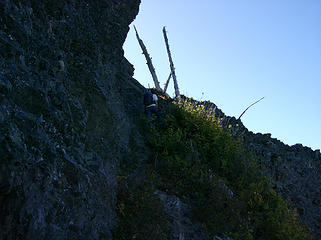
[114,96,312,240]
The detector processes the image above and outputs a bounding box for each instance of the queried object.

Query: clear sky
[123,0,321,151]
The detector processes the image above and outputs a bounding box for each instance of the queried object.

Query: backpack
[144,91,154,106]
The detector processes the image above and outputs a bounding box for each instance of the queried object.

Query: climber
[144,89,160,124]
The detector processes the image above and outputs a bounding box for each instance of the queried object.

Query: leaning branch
[163,72,172,94]
[238,97,265,120]
[134,26,162,92]
[163,27,180,98]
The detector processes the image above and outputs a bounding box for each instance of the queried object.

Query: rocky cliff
[0,0,146,239]
[242,133,321,238]
[198,99,321,239]
[1,0,320,239]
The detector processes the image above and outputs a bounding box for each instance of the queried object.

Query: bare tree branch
[164,72,172,94]
[238,97,265,120]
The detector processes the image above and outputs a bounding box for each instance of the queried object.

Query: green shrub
[146,97,312,239]
[114,96,312,240]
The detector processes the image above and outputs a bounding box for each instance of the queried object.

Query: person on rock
[144,89,160,124]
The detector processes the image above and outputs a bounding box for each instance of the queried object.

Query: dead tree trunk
[163,27,180,98]
[238,97,264,120]
[134,26,162,92]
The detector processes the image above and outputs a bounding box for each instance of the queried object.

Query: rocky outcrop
[197,99,321,239]
[242,133,321,239]
[156,190,209,240]
[156,190,233,240]
[0,0,145,239]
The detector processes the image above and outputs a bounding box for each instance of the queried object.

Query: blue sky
[124,0,321,151]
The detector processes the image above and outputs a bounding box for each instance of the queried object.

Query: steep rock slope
[0,0,144,239]
[242,132,321,238]
[198,99,321,238]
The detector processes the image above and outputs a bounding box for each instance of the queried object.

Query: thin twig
[238,97,265,120]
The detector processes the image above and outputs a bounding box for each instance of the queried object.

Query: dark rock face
[156,190,209,240]
[0,0,144,239]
